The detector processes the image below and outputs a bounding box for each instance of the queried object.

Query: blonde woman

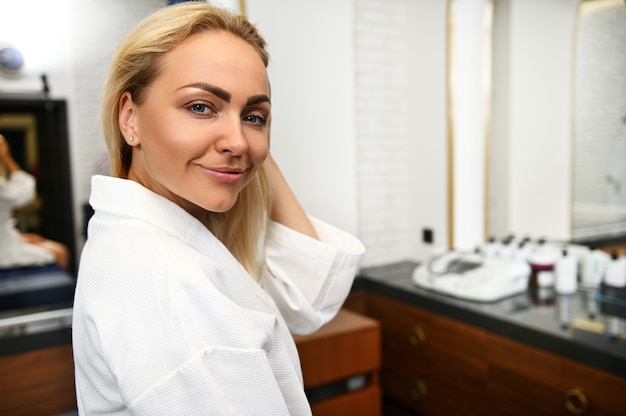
[71,2,364,415]
[0,134,67,268]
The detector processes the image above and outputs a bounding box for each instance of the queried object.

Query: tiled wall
[574,1,626,206]
[354,0,415,266]
[68,0,162,246]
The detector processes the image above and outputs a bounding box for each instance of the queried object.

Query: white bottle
[581,247,609,288]
[604,252,626,288]
[515,238,534,263]
[555,249,578,295]
[499,235,516,260]
[483,236,501,258]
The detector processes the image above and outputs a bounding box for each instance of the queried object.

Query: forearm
[268,157,318,240]
[1,156,21,174]
[0,135,21,174]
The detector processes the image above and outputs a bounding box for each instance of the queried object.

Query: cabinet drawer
[310,384,381,416]
[294,309,382,416]
[367,294,488,413]
[487,333,626,416]
[294,309,381,388]
[0,344,76,416]
[367,294,487,373]
[381,366,488,416]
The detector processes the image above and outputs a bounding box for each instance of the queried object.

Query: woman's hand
[0,134,9,158]
[268,156,319,240]
[0,134,20,174]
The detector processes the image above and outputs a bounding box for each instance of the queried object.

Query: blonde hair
[101,2,272,277]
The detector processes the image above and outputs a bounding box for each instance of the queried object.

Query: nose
[216,114,248,156]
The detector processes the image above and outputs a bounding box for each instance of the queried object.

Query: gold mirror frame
[447,0,493,250]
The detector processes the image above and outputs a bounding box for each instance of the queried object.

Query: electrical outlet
[422,228,434,244]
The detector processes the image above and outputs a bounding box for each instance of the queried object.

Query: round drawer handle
[564,387,588,415]
[411,380,428,400]
[409,326,426,347]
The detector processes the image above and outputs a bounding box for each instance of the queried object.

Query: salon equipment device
[412,250,531,302]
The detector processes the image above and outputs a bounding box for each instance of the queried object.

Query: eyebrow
[246,94,271,106]
[181,83,270,106]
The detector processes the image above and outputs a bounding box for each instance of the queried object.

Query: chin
[206,198,238,214]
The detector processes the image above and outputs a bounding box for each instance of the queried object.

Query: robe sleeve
[0,171,36,208]
[259,216,365,335]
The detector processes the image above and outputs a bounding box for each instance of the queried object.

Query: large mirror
[0,97,76,274]
[449,0,578,249]
[483,0,626,245]
[572,0,626,241]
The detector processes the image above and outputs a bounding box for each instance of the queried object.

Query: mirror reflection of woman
[72,3,365,415]
[0,133,68,269]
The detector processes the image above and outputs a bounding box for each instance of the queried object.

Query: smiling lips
[202,166,247,183]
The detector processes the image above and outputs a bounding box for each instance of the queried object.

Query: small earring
[129,135,134,142]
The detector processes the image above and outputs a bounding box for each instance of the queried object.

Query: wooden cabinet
[348,291,626,416]
[487,333,626,416]
[0,344,76,416]
[294,308,382,416]
[365,292,489,415]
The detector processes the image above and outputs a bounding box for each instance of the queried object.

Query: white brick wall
[574,0,626,205]
[68,0,162,248]
[355,0,414,266]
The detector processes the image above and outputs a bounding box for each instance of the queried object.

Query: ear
[119,91,138,145]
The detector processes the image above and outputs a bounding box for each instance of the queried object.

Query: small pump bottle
[555,249,578,295]
[515,237,533,263]
[499,235,516,259]
[581,246,609,288]
[483,236,501,258]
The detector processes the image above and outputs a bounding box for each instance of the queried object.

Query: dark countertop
[355,261,626,378]
[3,259,626,381]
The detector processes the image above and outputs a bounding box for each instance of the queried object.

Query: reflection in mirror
[0,99,76,274]
[572,0,626,241]
[0,113,41,232]
[487,0,581,242]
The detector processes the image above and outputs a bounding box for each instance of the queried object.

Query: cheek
[249,133,270,164]
[140,112,194,158]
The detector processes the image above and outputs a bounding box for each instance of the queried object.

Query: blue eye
[189,103,211,114]
[244,114,266,126]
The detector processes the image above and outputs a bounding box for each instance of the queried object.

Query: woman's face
[120,31,270,220]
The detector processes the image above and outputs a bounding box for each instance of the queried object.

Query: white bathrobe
[0,170,55,268]
[72,175,364,415]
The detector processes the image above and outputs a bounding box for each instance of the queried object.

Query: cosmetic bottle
[604,252,626,288]
[528,244,558,306]
[499,235,516,259]
[514,237,533,263]
[555,249,578,295]
[581,246,609,288]
[599,252,626,339]
[483,236,501,258]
